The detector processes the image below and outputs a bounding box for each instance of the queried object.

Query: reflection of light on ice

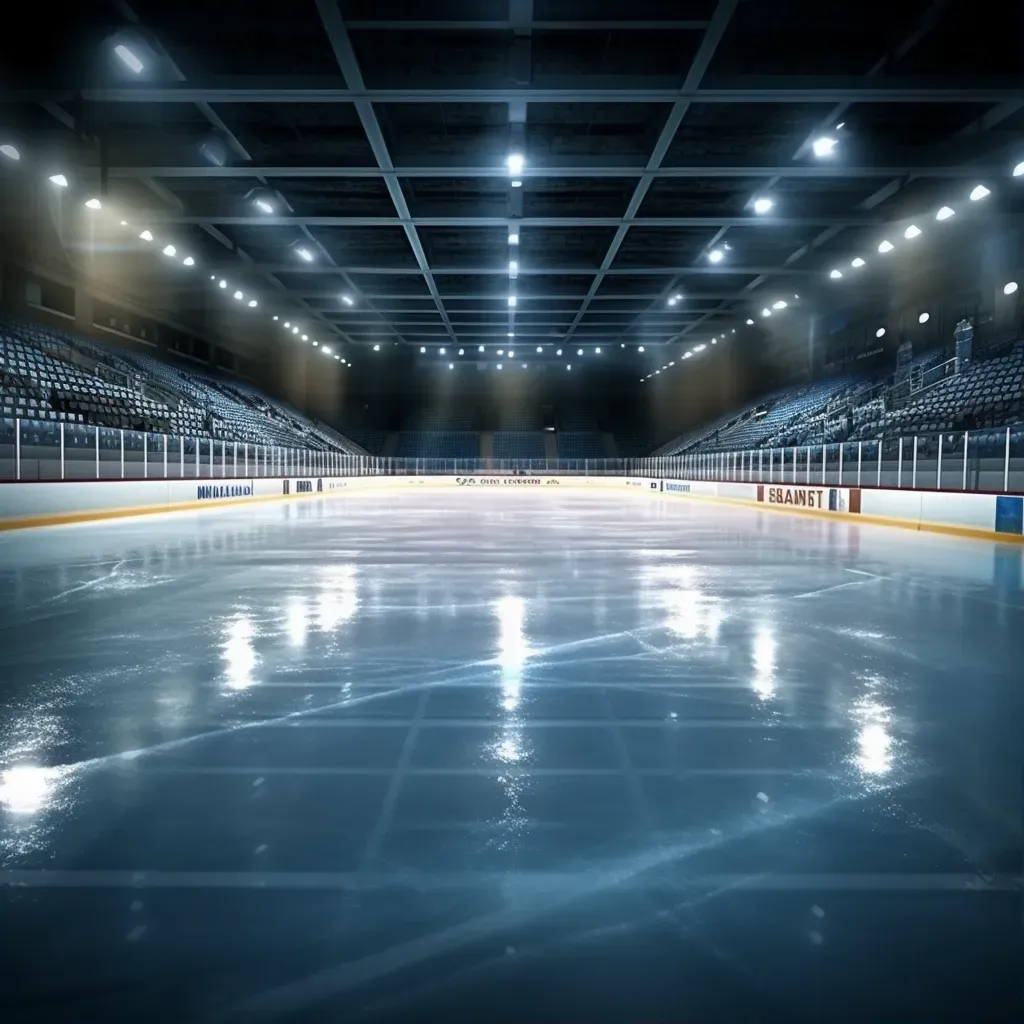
[849,683,895,777]
[752,626,777,700]
[318,565,359,632]
[491,733,528,765]
[643,564,726,642]
[495,594,530,712]
[285,597,308,647]
[222,615,257,690]
[0,765,62,815]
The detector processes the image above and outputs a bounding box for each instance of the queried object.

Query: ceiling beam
[560,0,734,345]
[343,20,712,30]
[312,0,455,346]
[9,83,1023,103]
[174,264,817,277]
[105,163,1002,180]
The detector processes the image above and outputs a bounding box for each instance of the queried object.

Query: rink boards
[0,473,1021,541]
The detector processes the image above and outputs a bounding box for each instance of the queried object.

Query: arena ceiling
[1,0,1023,370]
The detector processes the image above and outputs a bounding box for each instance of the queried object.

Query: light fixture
[752,196,774,214]
[312,340,318,346]
[507,331,515,338]
[84,198,102,210]
[829,268,843,279]
[508,231,519,245]
[877,240,894,253]
[566,364,571,371]
[969,184,990,201]
[273,315,279,321]
[341,295,354,306]
[683,352,693,359]
[334,354,340,360]
[693,344,706,353]
[458,348,464,355]
[936,206,955,221]
[521,363,527,369]
[772,300,787,310]
[851,257,866,268]
[284,321,291,328]
[440,347,446,355]
[708,248,724,263]
[295,246,314,262]
[163,244,177,257]
[510,180,522,188]
[497,363,503,370]
[712,338,717,344]
[556,349,562,356]
[420,346,426,353]
[121,220,129,226]
[498,349,504,356]
[48,174,68,187]
[577,348,583,356]
[668,296,678,306]
[506,153,524,176]
[638,345,644,352]
[508,296,516,307]
[508,260,518,272]
[875,327,886,338]
[448,363,454,370]
[478,345,484,352]
[114,44,144,73]
[1004,281,1019,295]
[536,346,542,353]
[0,144,20,160]
[182,256,195,266]
[761,308,772,317]
[254,198,274,214]
[248,299,257,308]
[373,343,380,351]
[140,230,154,242]
[508,350,514,358]
[745,318,754,325]
[322,346,332,355]
[292,326,299,334]
[904,224,921,239]
[812,136,837,158]
[595,347,601,354]
[918,312,930,324]
[233,290,243,300]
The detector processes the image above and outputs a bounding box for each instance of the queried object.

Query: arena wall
[0,474,1021,542]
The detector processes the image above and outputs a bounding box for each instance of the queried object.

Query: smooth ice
[0,489,1021,1022]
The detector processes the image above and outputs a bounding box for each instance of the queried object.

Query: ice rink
[0,488,1021,1022]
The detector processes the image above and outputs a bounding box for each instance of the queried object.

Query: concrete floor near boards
[0,489,1021,1022]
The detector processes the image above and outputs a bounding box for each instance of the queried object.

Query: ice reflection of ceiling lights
[222,615,257,690]
[285,597,309,647]
[645,564,725,643]
[490,733,528,765]
[494,594,530,712]
[751,626,777,700]
[317,565,359,632]
[849,690,895,778]
[0,764,62,814]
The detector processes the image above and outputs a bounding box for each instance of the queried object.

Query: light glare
[969,184,990,201]
[877,240,894,253]
[1004,281,1019,295]
[812,136,837,157]
[114,44,144,73]
[0,144,20,160]
[904,224,921,239]
[48,174,68,187]
[936,206,955,221]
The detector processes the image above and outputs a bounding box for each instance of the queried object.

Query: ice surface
[0,489,1020,1021]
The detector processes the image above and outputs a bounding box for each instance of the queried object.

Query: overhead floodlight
[254,198,274,214]
[114,44,144,73]
[507,331,515,337]
[0,144,20,160]
[829,268,843,279]
[904,224,921,239]
[595,347,601,354]
[745,318,754,324]
[219,279,228,288]
[655,369,661,374]
[458,348,464,355]
[510,180,522,188]
[182,256,195,266]
[875,327,886,338]
[566,364,571,371]
[693,344,706,353]
[373,343,380,351]
[507,296,516,307]
[506,153,524,175]
[936,206,955,221]
[712,338,717,344]
[291,326,299,334]
[577,348,583,356]
[761,308,772,317]
[162,244,177,257]
[478,344,484,351]
[420,346,426,353]
[322,346,332,355]
[508,231,519,245]
[334,354,340,360]
[122,221,130,226]
[556,349,562,355]
[918,312,930,324]
[273,315,279,321]
[638,345,644,352]
[295,246,314,262]
[969,184,990,201]
[48,173,68,187]
[851,257,866,268]
[440,347,446,355]
[752,196,774,214]
[522,363,527,369]
[507,350,514,358]
[772,299,787,310]
[84,198,102,210]
[498,349,504,355]
[682,352,692,359]
[708,248,724,263]
[284,321,290,328]
[448,363,454,370]
[233,290,243,300]
[248,299,257,308]
[341,294,354,306]
[667,297,678,306]
[812,136,837,158]
[312,340,318,346]
[877,240,894,253]
[139,230,154,242]
[1013,160,1024,177]
[536,346,542,353]
[497,363,503,370]
[508,260,518,272]
[1004,281,1019,295]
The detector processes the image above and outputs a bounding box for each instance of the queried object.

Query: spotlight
[851,257,866,268]
[478,345,484,352]
[140,230,154,242]
[969,185,990,201]
[219,279,228,288]
[936,206,955,221]
[904,224,921,239]
[510,180,522,188]
[536,346,542,353]
[577,348,583,356]
[295,246,314,262]
[772,300,787,310]
[595,347,601,354]
[918,312,930,324]
[507,296,516,307]
[48,173,69,187]
[233,290,243,300]
[448,363,454,370]
[508,231,519,245]
[667,297,678,306]
[114,44,144,73]
[566,364,571,371]
[497,363,503,370]
[506,153,524,175]
[708,248,725,263]
[322,346,332,355]
[458,348,464,355]
[877,240,894,253]
[875,327,886,338]
[761,308,772,317]
[420,346,426,353]
[254,198,274,214]
[752,196,774,214]
[745,318,754,324]
[182,256,195,266]
[292,326,299,334]
[248,299,257,307]
[284,321,290,328]
[507,331,515,338]
[162,244,177,257]
[440,347,446,355]
[507,350,513,358]
[373,343,380,351]
[508,260,518,272]
[829,268,843,279]
[812,136,837,158]
[84,198,102,210]
[638,345,644,352]
[1013,161,1024,177]
[0,144,20,160]
[1004,281,1019,295]
[273,315,279,321]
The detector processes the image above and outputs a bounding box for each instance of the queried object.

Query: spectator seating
[614,430,654,457]
[394,432,480,458]
[493,431,546,459]
[557,432,607,459]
